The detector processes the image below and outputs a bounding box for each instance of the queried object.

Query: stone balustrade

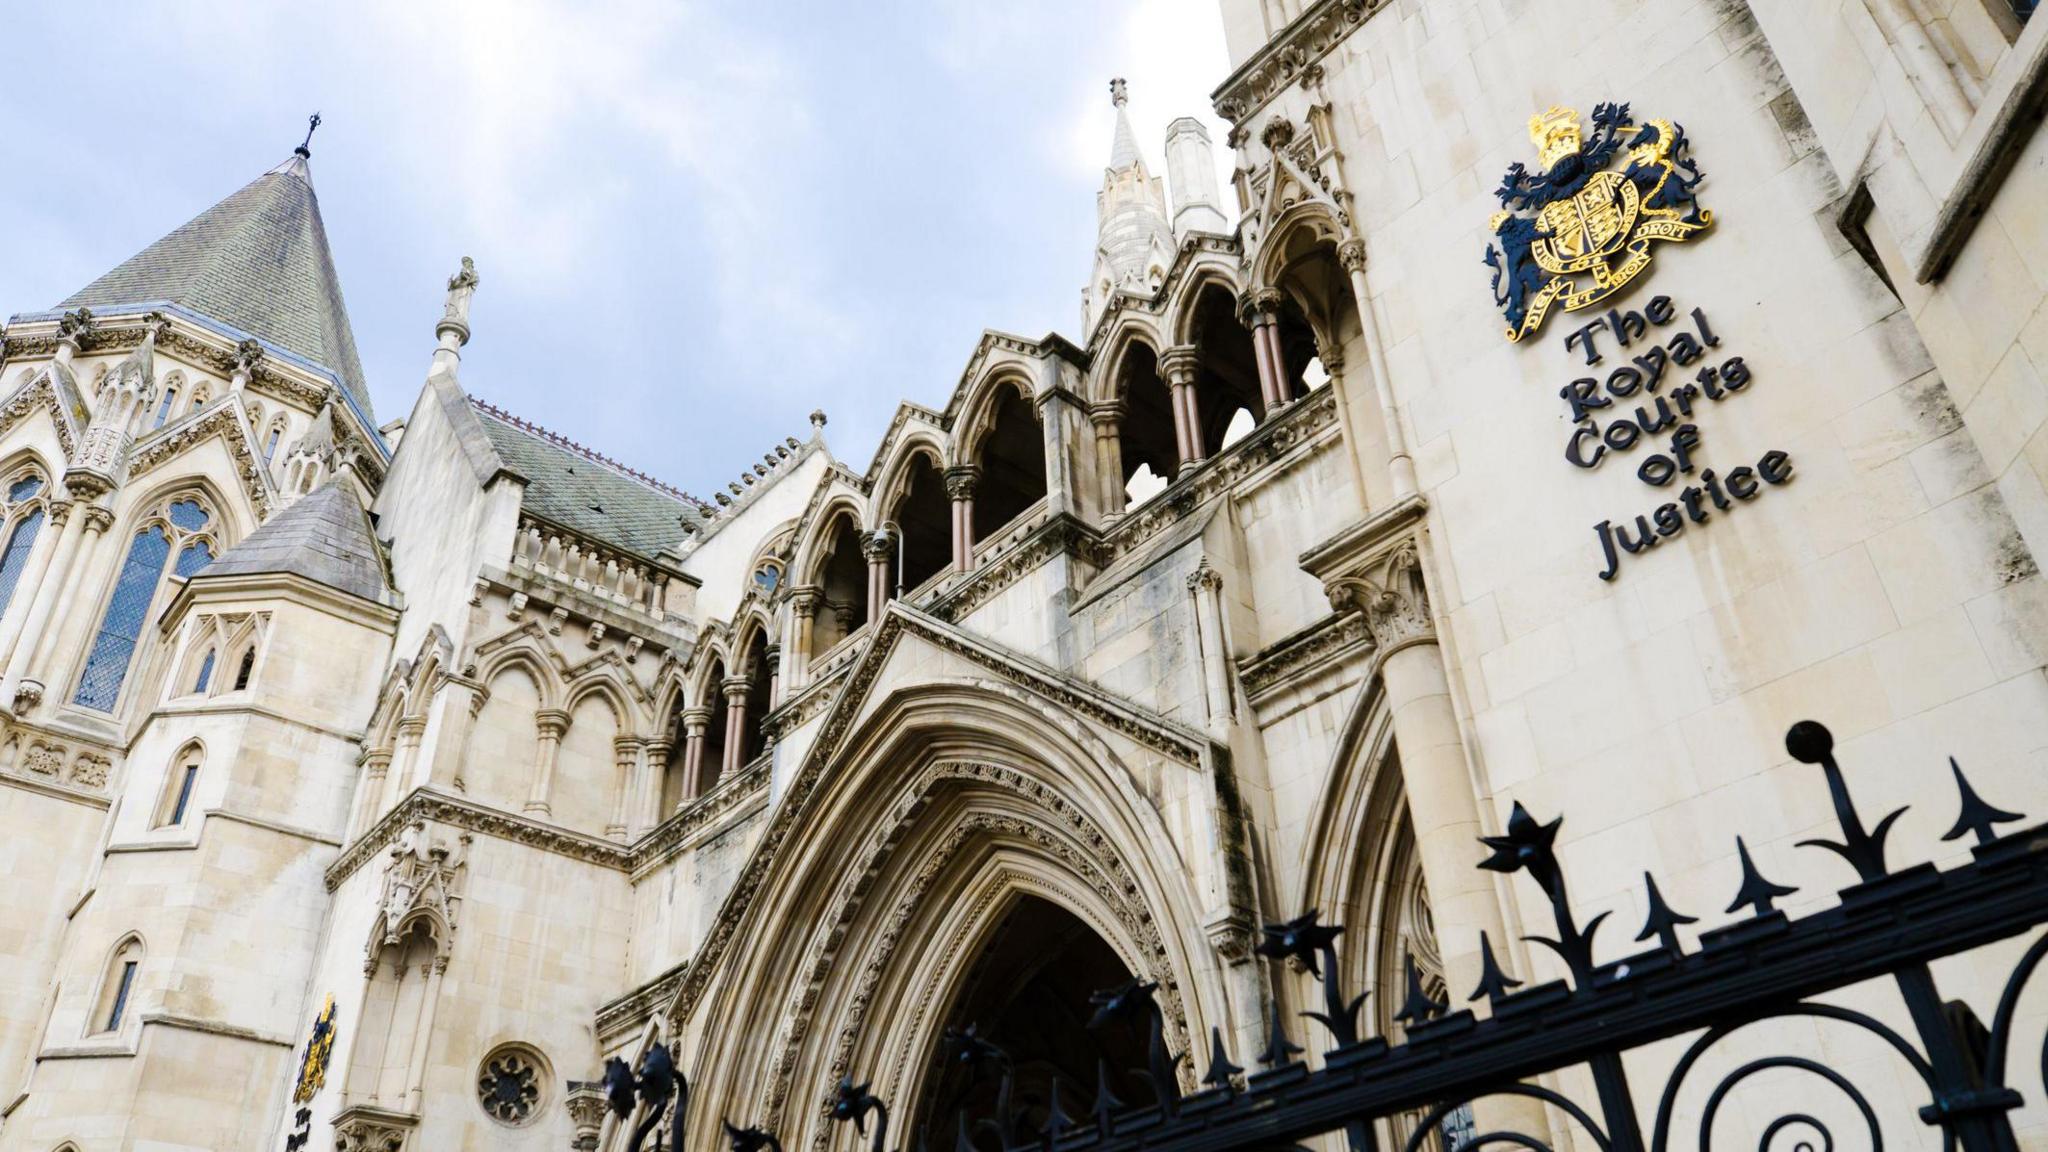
[510,517,671,618]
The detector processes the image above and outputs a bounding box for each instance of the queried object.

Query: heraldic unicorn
[1485,102,1712,342]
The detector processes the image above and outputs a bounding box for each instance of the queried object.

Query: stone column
[404,955,448,1112]
[1159,345,1203,474]
[679,706,713,804]
[1187,563,1234,735]
[0,497,75,698]
[720,677,751,781]
[14,501,110,709]
[945,467,978,572]
[862,530,894,622]
[607,736,642,841]
[1338,239,1417,499]
[387,715,428,803]
[788,588,821,692]
[639,738,672,831]
[1245,289,1288,415]
[351,750,393,839]
[524,708,571,816]
[765,645,783,707]
[1090,401,1126,520]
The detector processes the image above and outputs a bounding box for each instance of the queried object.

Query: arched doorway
[911,895,1153,1152]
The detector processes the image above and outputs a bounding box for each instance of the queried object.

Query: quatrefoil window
[476,1044,548,1126]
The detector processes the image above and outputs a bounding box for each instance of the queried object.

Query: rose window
[476,1045,547,1125]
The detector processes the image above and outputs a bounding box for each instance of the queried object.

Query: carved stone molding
[127,403,273,518]
[331,1104,417,1152]
[327,790,633,893]
[1235,610,1373,704]
[367,820,472,970]
[925,512,1109,625]
[1212,0,1386,124]
[1300,495,1435,656]
[565,1080,608,1150]
[627,752,772,879]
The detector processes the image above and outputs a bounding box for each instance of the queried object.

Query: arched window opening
[187,382,211,414]
[910,897,1151,1151]
[193,648,216,694]
[156,748,201,828]
[970,387,1047,542]
[811,512,869,660]
[886,453,949,597]
[699,659,729,792]
[152,387,177,428]
[1218,409,1257,451]
[1187,285,1264,458]
[0,472,49,619]
[1269,229,1361,405]
[92,937,144,1035]
[1114,345,1177,511]
[232,648,256,691]
[75,497,216,712]
[264,421,285,463]
[736,630,772,770]
[660,704,689,813]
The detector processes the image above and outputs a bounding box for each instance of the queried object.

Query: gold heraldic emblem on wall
[1484,102,1713,342]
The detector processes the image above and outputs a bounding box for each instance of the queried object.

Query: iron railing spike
[1942,756,2023,845]
[1392,951,1444,1026]
[1041,1075,1073,1147]
[1089,1057,1123,1136]
[1634,871,1697,958]
[1202,1025,1244,1090]
[1787,719,1901,883]
[1256,1007,1303,1069]
[1468,930,1523,1003]
[1726,835,1797,917]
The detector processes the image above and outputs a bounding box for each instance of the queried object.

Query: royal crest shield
[1484,103,1711,342]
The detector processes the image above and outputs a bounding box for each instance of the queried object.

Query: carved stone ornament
[1325,539,1431,651]
[332,1104,416,1152]
[368,820,471,969]
[565,1080,608,1150]
[475,1043,546,1126]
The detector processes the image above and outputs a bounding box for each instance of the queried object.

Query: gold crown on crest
[1528,106,1583,167]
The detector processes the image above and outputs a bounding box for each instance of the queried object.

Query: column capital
[1242,288,1285,324]
[395,714,429,740]
[862,531,895,562]
[612,735,645,759]
[721,677,751,701]
[534,708,572,738]
[944,466,980,501]
[45,498,74,526]
[1088,399,1127,427]
[789,584,824,616]
[1336,237,1368,274]
[681,706,714,730]
[82,504,115,534]
[1159,345,1201,386]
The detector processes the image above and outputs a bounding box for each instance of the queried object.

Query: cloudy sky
[0,1,1235,494]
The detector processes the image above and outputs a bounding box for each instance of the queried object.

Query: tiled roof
[200,481,392,606]
[469,399,707,561]
[58,153,373,417]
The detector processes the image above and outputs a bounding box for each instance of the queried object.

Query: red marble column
[1160,345,1202,473]
[945,467,978,571]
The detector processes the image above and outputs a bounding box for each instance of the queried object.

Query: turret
[1084,79,1176,334]
[1164,117,1229,238]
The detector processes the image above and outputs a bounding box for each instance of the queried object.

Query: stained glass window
[174,540,213,579]
[0,509,44,619]
[167,500,209,532]
[7,476,42,502]
[75,527,172,711]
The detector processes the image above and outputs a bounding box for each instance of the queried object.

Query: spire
[58,131,373,419]
[1108,78,1143,172]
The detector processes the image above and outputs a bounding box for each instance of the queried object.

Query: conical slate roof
[59,152,373,418]
[199,481,392,606]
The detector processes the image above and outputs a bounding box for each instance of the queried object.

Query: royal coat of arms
[1484,103,1711,342]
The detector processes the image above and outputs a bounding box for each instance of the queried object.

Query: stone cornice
[629,752,773,879]
[1236,609,1373,704]
[325,787,632,891]
[1296,492,1427,582]
[1210,0,1387,126]
[595,957,692,1046]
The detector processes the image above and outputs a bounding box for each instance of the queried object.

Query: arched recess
[698,656,730,791]
[1258,209,1362,405]
[732,626,772,772]
[1181,283,1265,457]
[880,449,949,596]
[682,684,1226,1152]
[1293,674,1442,1150]
[468,662,545,814]
[963,380,1047,542]
[557,679,628,835]
[346,916,446,1108]
[1108,340,1175,510]
[800,504,871,661]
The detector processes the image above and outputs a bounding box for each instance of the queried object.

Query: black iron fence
[602,720,2048,1152]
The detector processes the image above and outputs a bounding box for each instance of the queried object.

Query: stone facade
[0,2,2045,1150]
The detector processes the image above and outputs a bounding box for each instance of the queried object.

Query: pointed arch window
[264,421,286,463]
[232,648,255,691]
[193,648,216,693]
[0,470,49,620]
[92,936,143,1034]
[152,388,177,428]
[75,496,217,712]
[157,746,202,828]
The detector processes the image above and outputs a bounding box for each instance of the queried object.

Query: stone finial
[433,256,478,375]
[1110,77,1129,107]
[809,409,828,432]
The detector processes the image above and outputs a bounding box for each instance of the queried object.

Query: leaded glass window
[194,648,215,693]
[153,388,177,428]
[7,475,43,502]
[74,495,218,713]
[0,508,44,619]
